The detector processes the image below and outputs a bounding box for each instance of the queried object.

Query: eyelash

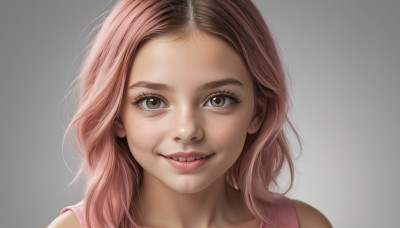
[207,91,241,106]
[132,91,241,112]
[132,92,166,112]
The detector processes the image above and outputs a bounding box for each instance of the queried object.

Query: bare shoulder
[47,210,81,228]
[291,199,332,228]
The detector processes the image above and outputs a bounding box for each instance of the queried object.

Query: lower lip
[165,156,212,171]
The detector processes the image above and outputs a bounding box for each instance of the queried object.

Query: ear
[248,101,266,134]
[114,117,126,137]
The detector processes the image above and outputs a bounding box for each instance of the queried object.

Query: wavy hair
[65,0,298,227]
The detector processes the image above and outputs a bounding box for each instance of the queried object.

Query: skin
[48,30,332,228]
[117,30,263,227]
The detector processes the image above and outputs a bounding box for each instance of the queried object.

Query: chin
[162,176,211,194]
[171,183,209,195]
[165,175,222,195]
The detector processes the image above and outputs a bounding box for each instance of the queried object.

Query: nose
[172,106,204,144]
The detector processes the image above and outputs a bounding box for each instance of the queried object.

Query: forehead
[128,31,251,87]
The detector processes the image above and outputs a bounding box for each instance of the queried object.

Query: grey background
[0,0,398,227]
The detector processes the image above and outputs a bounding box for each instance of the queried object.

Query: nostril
[172,124,204,143]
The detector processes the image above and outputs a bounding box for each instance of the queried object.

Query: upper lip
[161,152,214,159]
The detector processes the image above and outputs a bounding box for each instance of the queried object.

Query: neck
[137,171,245,227]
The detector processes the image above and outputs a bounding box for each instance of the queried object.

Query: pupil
[212,96,224,107]
[147,98,160,109]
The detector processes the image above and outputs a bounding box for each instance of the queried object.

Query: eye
[134,94,167,111]
[205,93,239,108]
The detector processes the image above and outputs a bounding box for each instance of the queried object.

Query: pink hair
[65,0,299,227]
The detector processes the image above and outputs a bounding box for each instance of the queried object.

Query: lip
[160,152,215,171]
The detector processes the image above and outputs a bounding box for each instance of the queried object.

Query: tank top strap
[60,201,87,228]
[261,197,299,228]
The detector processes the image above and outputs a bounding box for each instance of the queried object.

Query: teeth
[169,156,209,161]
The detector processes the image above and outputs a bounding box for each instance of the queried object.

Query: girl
[50,0,331,227]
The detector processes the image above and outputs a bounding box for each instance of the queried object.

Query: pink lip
[161,152,215,171]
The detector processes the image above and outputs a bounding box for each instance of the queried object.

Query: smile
[160,152,215,171]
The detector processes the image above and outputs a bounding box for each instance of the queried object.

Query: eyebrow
[128,81,173,91]
[128,78,244,91]
[201,78,244,90]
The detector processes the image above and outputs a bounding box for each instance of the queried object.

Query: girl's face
[116,31,263,194]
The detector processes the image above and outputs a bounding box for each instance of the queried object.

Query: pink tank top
[61,197,299,228]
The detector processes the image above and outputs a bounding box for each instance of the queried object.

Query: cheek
[124,120,165,155]
[209,115,251,154]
